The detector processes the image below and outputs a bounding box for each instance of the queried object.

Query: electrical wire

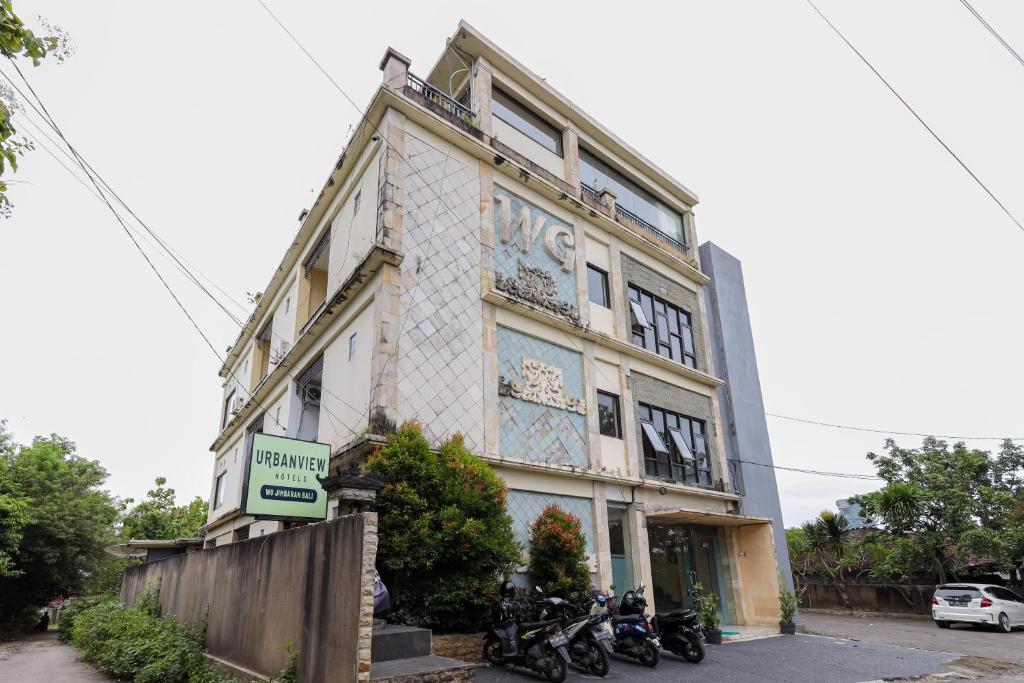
[959,0,1024,70]
[736,459,881,481]
[805,0,1024,234]
[765,412,1021,441]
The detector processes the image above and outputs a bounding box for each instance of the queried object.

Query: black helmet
[499,580,516,599]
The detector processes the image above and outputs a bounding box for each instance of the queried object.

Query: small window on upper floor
[213,472,227,510]
[354,189,362,214]
[222,388,236,430]
[597,390,622,438]
[348,332,357,361]
[492,87,563,157]
[587,264,610,308]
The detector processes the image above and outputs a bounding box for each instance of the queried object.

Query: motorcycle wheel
[544,648,568,683]
[639,640,660,668]
[679,631,705,663]
[586,636,611,677]
[482,634,506,666]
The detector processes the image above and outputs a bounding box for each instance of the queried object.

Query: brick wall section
[619,254,707,374]
[431,632,486,663]
[630,372,719,478]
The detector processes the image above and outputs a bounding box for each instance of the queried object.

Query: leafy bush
[68,590,235,683]
[778,574,798,624]
[692,581,721,630]
[58,594,109,642]
[369,422,520,632]
[527,504,591,605]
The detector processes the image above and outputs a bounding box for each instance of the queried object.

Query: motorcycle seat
[658,608,697,619]
[612,614,644,625]
[519,619,556,631]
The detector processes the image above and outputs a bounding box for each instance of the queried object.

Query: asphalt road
[475,634,958,683]
[803,611,1024,665]
[0,631,111,682]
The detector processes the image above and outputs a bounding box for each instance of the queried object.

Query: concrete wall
[121,513,378,683]
[802,582,936,615]
[699,241,794,593]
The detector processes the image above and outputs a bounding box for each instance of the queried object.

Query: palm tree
[801,511,853,608]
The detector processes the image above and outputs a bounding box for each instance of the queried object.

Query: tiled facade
[497,326,589,469]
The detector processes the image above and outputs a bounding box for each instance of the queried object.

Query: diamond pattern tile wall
[507,489,595,554]
[396,134,484,452]
[497,326,589,469]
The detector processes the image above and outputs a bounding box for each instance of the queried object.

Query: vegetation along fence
[802,582,936,615]
[121,512,378,682]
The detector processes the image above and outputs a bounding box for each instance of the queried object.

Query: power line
[805,0,1024,234]
[959,0,1024,70]
[765,412,1021,441]
[737,459,882,481]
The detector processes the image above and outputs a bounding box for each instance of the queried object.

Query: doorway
[647,522,727,621]
[607,506,633,593]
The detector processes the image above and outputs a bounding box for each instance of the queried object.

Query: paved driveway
[0,632,111,682]
[475,634,958,683]
[803,611,1024,665]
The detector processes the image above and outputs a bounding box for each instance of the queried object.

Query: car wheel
[935,620,950,629]
[998,613,1012,633]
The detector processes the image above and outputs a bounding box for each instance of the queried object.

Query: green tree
[368,422,520,631]
[527,504,592,605]
[852,437,1018,583]
[121,477,208,541]
[0,1,71,216]
[0,429,119,623]
[796,511,855,608]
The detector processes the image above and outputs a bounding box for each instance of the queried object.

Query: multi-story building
[204,21,791,626]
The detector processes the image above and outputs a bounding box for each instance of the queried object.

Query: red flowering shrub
[527,504,592,605]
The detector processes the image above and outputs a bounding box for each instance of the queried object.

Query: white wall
[317,300,374,451]
[327,148,381,294]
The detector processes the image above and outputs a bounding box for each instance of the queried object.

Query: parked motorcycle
[651,606,706,663]
[483,582,571,682]
[533,587,611,677]
[603,584,660,667]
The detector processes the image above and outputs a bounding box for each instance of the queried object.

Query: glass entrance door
[607,506,633,593]
[648,522,727,621]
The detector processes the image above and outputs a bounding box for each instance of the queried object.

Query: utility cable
[805,0,1024,234]
[959,0,1024,70]
[765,412,1022,441]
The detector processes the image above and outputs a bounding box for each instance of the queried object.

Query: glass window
[587,264,610,307]
[668,428,694,461]
[213,472,226,510]
[640,421,668,455]
[579,148,685,244]
[639,402,711,486]
[222,389,236,430]
[492,87,563,156]
[628,283,697,369]
[353,189,362,214]
[348,332,357,361]
[597,391,622,438]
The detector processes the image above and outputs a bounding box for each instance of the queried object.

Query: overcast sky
[1,1,1021,524]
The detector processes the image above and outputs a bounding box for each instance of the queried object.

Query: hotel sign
[242,433,329,521]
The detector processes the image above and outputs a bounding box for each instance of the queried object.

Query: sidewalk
[0,631,111,682]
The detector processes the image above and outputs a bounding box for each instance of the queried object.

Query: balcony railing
[405,72,477,127]
[615,204,690,255]
[581,184,690,256]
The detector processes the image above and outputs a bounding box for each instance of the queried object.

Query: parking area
[803,611,1024,666]
[475,634,960,683]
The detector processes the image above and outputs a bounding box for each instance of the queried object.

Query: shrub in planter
[692,582,722,644]
[369,422,520,632]
[527,504,591,605]
[778,576,798,635]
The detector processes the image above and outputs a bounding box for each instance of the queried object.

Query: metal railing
[615,203,690,255]
[406,72,477,126]
[581,184,690,256]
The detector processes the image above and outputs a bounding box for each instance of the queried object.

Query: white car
[932,584,1024,633]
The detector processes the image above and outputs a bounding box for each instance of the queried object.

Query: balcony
[583,184,689,255]
[403,72,481,137]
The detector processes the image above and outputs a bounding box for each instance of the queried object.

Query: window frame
[587,264,611,308]
[222,389,236,430]
[596,390,622,439]
[628,284,697,368]
[492,86,564,157]
[213,471,227,510]
[348,332,358,361]
[639,402,712,486]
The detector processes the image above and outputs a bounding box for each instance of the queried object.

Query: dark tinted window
[587,264,610,307]
[639,402,712,486]
[492,87,563,156]
[597,391,622,438]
